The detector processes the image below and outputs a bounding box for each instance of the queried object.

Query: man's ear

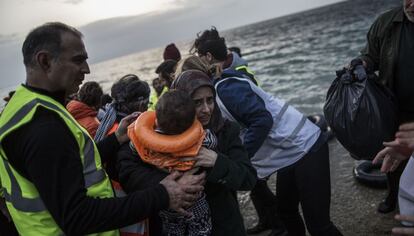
[35,51,52,72]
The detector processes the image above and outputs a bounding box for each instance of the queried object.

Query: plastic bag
[323,59,398,160]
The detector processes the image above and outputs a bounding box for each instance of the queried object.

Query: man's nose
[82,62,90,74]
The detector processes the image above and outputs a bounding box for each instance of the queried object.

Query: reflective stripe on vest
[0,98,105,212]
[235,65,255,76]
[112,181,147,236]
[215,77,308,142]
[235,65,259,86]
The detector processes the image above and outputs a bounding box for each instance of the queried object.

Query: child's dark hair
[78,81,103,109]
[191,26,227,61]
[156,90,196,135]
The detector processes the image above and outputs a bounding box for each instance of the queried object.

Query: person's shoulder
[5,106,72,150]
[380,7,402,18]
[221,69,248,80]
[216,72,251,90]
[367,7,401,38]
[219,120,240,136]
[374,7,402,26]
[28,105,65,126]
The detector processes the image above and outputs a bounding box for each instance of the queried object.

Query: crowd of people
[0,1,413,235]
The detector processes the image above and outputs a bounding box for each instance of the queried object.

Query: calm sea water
[0,0,401,113]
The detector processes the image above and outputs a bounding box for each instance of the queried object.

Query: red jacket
[66,100,100,137]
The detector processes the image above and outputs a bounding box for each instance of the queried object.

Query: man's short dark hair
[155,60,177,76]
[191,26,228,61]
[156,90,196,135]
[22,22,83,67]
[78,81,103,109]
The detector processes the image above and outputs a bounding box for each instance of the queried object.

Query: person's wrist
[115,130,127,144]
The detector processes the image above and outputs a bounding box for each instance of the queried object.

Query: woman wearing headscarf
[95,74,150,142]
[116,70,256,236]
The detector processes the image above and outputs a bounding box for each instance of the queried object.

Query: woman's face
[192,86,214,126]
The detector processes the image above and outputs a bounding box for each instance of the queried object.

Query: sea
[0,0,401,115]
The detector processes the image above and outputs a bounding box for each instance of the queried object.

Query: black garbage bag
[323,59,398,160]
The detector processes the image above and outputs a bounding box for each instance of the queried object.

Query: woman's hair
[175,55,211,79]
[190,27,228,61]
[100,94,112,108]
[156,90,195,135]
[111,74,150,114]
[78,81,103,109]
[155,59,177,88]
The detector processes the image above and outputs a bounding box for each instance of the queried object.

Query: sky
[0,0,178,35]
[0,0,344,88]
[0,0,345,37]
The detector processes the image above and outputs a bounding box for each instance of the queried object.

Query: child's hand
[194,147,218,168]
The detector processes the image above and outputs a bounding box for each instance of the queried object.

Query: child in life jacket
[128,90,211,236]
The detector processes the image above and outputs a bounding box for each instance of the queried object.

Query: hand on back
[160,171,204,216]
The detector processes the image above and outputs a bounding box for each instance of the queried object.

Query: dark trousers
[250,179,279,228]
[386,159,408,205]
[276,140,342,236]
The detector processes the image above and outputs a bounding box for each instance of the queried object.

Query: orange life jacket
[128,111,205,172]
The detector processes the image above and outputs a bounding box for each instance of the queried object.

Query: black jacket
[2,85,169,235]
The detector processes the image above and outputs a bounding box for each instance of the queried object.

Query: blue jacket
[215,69,320,178]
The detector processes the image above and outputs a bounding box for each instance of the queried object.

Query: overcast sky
[0,0,344,36]
[0,0,344,88]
